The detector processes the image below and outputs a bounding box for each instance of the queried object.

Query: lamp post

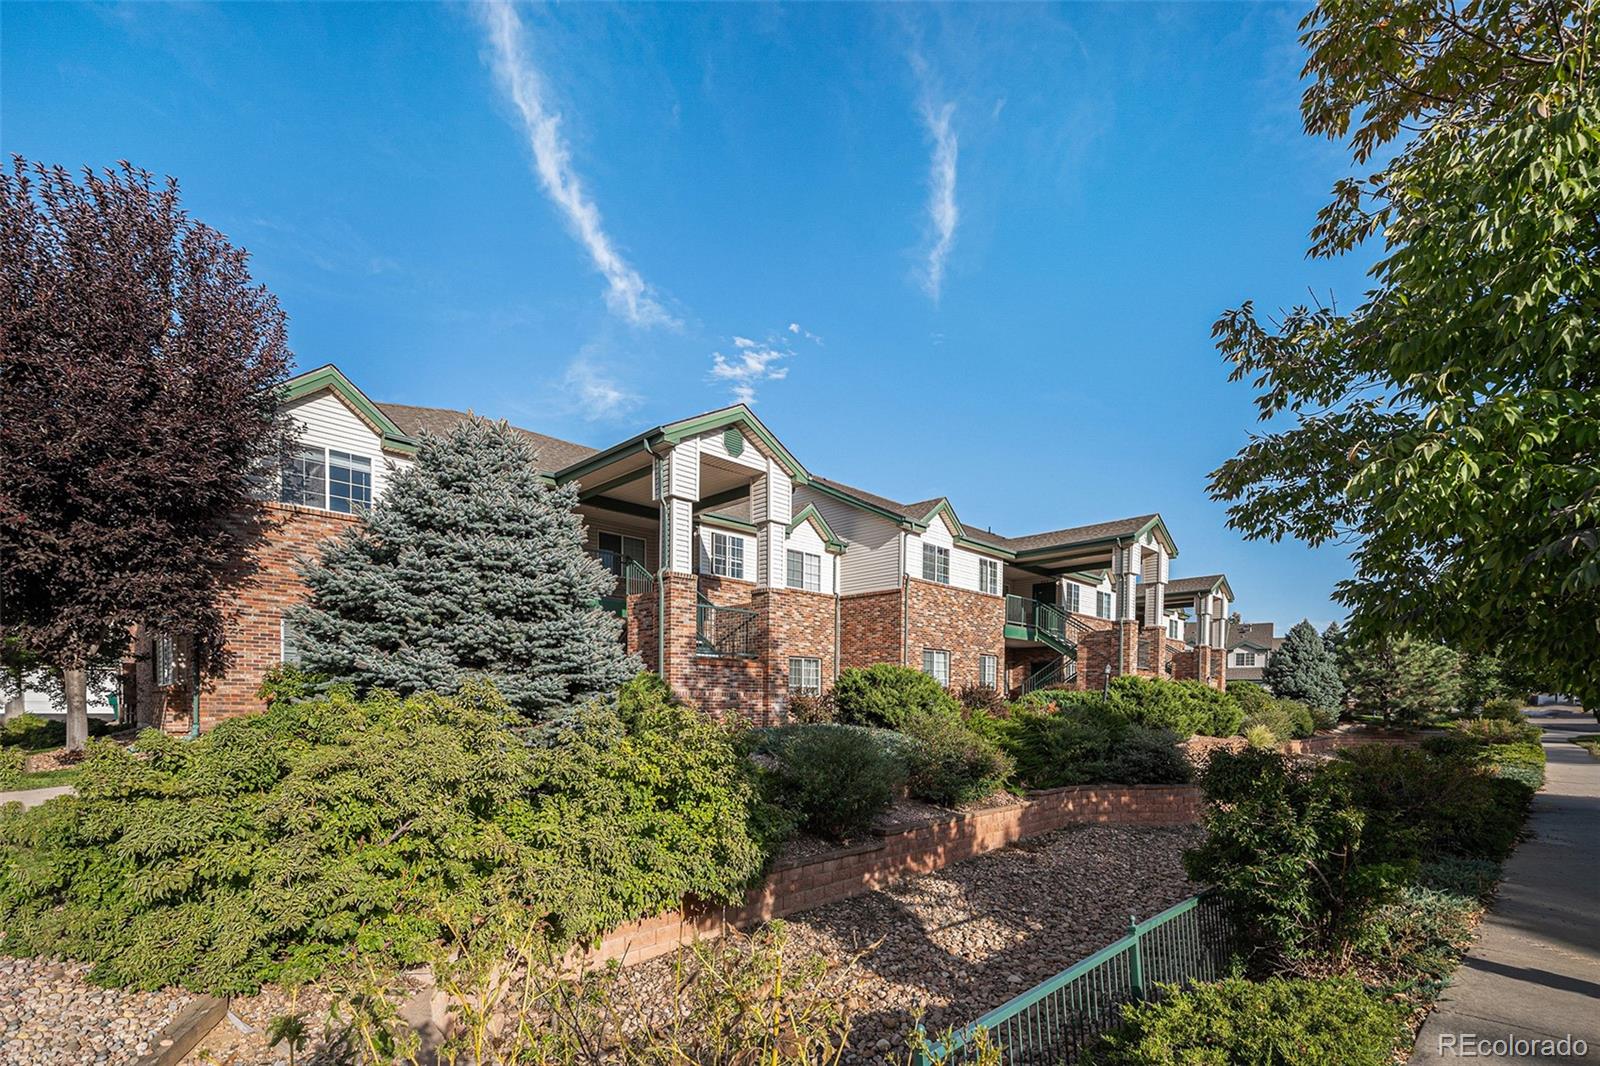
[1102,662,1112,702]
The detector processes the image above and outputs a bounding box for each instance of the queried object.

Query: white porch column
[1195,598,1213,647]
[653,440,700,575]
[1210,595,1229,649]
[750,459,791,588]
[1116,543,1139,622]
[1142,546,1169,627]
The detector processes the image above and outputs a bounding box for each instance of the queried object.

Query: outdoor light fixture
[1102,663,1113,702]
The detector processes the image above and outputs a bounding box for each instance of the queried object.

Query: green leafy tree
[291,418,636,721]
[1263,620,1345,716]
[1457,651,1509,715]
[1346,634,1463,727]
[1207,1,1600,708]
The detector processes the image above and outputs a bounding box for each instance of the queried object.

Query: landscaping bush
[785,691,836,725]
[0,674,777,994]
[1480,741,1546,792]
[1087,977,1403,1066]
[900,710,1011,806]
[0,713,64,752]
[955,682,1007,717]
[1243,723,1277,749]
[1352,884,1483,995]
[1418,857,1502,901]
[831,664,960,730]
[1479,696,1524,722]
[753,724,904,838]
[1228,682,1274,719]
[993,706,1188,790]
[1014,687,1135,718]
[1280,699,1316,739]
[1336,744,1528,864]
[1241,702,1294,744]
[1184,749,1394,961]
[0,748,23,790]
[1454,716,1540,745]
[1107,676,1241,738]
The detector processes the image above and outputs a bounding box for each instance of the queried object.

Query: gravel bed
[622,822,1204,1063]
[0,955,193,1065]
[185,984,338,1066]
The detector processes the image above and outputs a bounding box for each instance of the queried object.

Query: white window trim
[280,618,303,666]
[786,549,822,592]
[922,544,951,585]
[153,633,176,687]
[1235,651,1257,667]
[282,444,373,514]
[979,653,998,688]
[921,648,951,687]
[788,657,822,695]
[711,531,746,580]
[978,558,1000,596]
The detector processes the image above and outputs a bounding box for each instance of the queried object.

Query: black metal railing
[696,598,758,658]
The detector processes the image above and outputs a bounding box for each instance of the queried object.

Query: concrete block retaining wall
[587,783,1203,966]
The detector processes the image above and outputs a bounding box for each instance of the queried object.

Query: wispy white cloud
[910,51,959,303]
[477,0,676,329]
[787,321,824,345]
[562,357,640,421]
[709,334,793,405]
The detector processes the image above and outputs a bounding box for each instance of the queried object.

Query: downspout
[899,532,909,666]
[1114,537,1127,677]
[645,442,672,677]
[832,552,841,682]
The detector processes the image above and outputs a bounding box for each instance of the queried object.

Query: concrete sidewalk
[1410,706,1600,1064]
[0,784,74,809]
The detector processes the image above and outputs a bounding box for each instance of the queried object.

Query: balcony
[1004,595,1073,656]
[590,549,655,616]
[696,597,758,658]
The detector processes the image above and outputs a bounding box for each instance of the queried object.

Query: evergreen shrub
[1087,977,1402,1066]
[751,724,904,838]
[831,664,960,730]
[900,710,1011,805]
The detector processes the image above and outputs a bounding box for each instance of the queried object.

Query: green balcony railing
[696,598,758,658]
[1018,657,1077,697]
[1005,595,1071,654]
[916,892,1234,1065]
[591,549,656,597]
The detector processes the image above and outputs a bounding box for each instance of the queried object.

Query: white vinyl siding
[793,485,901,594]
[696,526,755,581]
[282,390,407,504]
[921,649,951,687]
[783,518,837,594]
[905,513,1002,593]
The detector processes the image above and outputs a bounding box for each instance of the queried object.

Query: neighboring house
[1217,619,1284,685]
[127,364,1239,734]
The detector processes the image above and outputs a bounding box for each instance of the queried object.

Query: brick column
[658,571,701,701]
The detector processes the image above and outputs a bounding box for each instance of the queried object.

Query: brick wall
[584,783,1203,966]
[904,579,1006,690]
[1004,647,1065,696]
[132,504,358,735]
[757,587,838,719]
[838,587,903,670]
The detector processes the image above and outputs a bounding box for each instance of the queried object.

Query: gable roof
[552,404,811,484]
[1165,574,1234,600]
[281,364,418,455]
[377,403,598,473]
[809,476,945,525]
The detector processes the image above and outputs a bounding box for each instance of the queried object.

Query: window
[979,654,998,688]
[328,450,372,513]
[786,549,822,592]
[280,618,305,666]
[281,445,373,513]
[1096,591,1113,619]
[788,657,822,696]
[1235,651,1257,667]
[922,544,950,584]
[1168,618,1181,640]
[710,531,745,580]
[154,633,175,687]
[281,446,326,507]
[978,558,1000,595]
[597,531,647,575]
[921,649,951,687]
[1064,583,1082,614]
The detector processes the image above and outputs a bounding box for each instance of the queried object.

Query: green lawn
[5,766,81,790]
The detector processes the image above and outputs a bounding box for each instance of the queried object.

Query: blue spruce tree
[291,417,637,719]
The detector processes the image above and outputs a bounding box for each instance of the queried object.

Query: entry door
[1031,581,1057,605]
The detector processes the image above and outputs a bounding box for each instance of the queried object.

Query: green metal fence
[914,892,1233,1066]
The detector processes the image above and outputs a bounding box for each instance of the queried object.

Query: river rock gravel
[0,955,193,1066]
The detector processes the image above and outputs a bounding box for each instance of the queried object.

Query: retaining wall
[587,783,1203,966]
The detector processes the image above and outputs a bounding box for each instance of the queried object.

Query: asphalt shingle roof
[1165,574,1227,595]
[377,403,599,473]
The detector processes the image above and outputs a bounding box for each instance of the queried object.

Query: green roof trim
[279,364,418,455]
[553,405,811,487]
[920,499,966,538]
[788,504,846,554]
[698,511,757,534]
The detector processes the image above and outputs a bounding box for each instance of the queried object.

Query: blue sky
[4,2,1371,628]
